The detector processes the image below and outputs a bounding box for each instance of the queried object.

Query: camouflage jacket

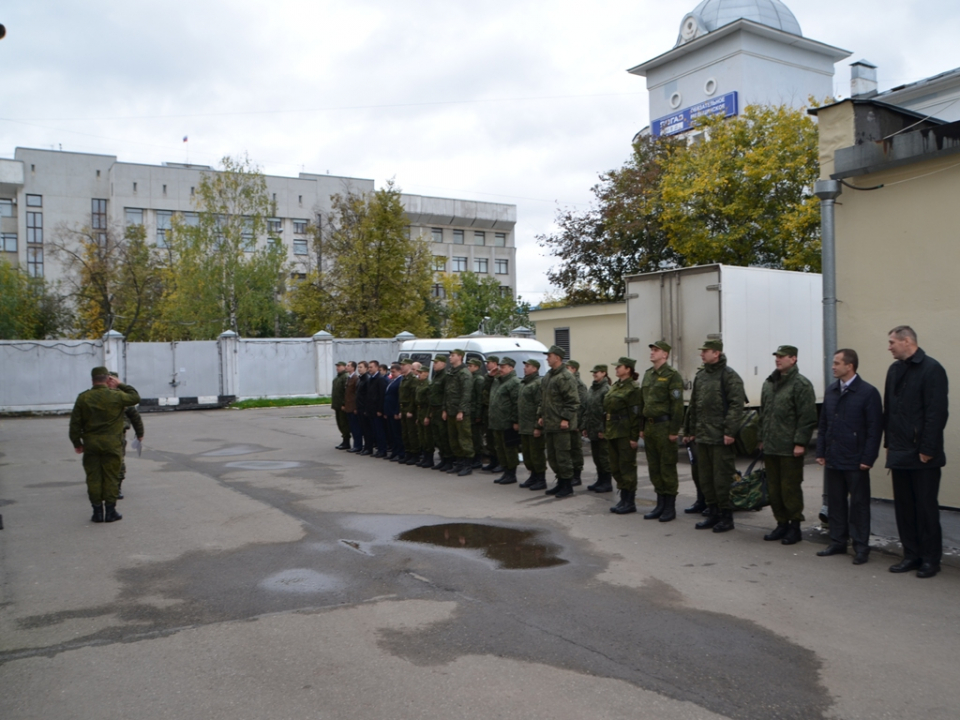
[517,372,542,435]
[429,366,447,407]
[603,378,641,441]
[582,379,610,440]
[69,384,141,453]
[538,365,580,433]
[759,365,817,456]
[416,379,431,422]
[123,406,145,437]
[399,373,419,414]
[639,363,685,435]
[482,371,499,420]
[471,371,485,423]
[443,363,473,415]
[572,372,588,426]
[331,370,348,410]
[489,370,521,430]
[681,355,746,445]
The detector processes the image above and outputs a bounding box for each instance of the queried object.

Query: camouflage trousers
[335,409,351,443]
[766,454,805,523]
[430,408,451,459]
[447,413,474,459]
[84,450,122,505]
[521,434,546,474]
[472,418,485,459]
[696,442,738,510]
[589,437,611,475]
[402,414,420,455]
[545,431,573,480]
[608,437,637,491]
[494,430,520,471]
[417,415,433,454]
[643,420,679,497]
[570,430,584,473]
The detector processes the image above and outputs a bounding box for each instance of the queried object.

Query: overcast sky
[3,1,959,302]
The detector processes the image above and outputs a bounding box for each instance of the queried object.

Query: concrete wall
[529,303,627,375]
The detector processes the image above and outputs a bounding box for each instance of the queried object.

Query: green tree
[659,104,821,270]
[0,258,71,339]
[308,181,433,337]
[159,155,288,339]
[442,271,531,337]
[538,135,683,303]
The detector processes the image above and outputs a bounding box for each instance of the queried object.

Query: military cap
[591,364,608,374]
[485,355,499,364]
[773,345,799,357]
[699,339,723,351]
[449,348,465,357]
[467,358,482,367]
[566,360,580,370]
[649,340,672,353]
[547,344,567,359]
[499,357,516,367]
[615,357,637,370]
[434,354,448,363]
[399,358,412,365]
[335,360,347,367]
[92,366,110,378]
[418,366,430,374]
[108,371,119,378]
[524,358,541,369]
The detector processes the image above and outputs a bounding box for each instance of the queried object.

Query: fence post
[219,331,240,401]
[103,330,126,379]
[313,331,334,397]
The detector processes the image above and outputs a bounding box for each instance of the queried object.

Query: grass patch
[230,397,331,409]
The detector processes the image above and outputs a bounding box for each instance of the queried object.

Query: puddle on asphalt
[259,568,344,593]
[200,445,269,457]
[396,523,567,570]
[224,460,303,470]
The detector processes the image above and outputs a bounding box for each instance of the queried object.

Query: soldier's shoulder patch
[671,389,682,399]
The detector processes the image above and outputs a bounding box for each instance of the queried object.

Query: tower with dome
[628,0,850,137]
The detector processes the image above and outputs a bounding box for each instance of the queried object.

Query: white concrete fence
[0,331,402,413]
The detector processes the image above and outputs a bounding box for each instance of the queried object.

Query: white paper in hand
[131,438,143,456]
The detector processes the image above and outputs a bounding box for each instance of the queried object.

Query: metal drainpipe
[814,179,842,391]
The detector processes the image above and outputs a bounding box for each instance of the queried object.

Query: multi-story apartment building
[0,148,517,301]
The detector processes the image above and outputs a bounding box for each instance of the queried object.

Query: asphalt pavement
[1,406,958,720]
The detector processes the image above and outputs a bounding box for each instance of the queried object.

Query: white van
[397,337,550,378]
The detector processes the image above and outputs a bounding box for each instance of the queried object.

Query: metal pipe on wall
[814,179,842,390]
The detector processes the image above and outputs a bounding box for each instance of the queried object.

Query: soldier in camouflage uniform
[70,367,140,523]
[604,357,642,514]
[468,358,486,468]
[428,355,453,471]
[481,356,500,471]
[331,361,351,450]
[681,339,746,533]
[489,357,522,485]
[759,345,817,545]
[399,359,421,465]
[639,341,686,522]
[415,366,434,467]
[443,349,474,476]
[537,345,580,498]
[518,359,547,489]
[108,372,143,500]
[566,360,589,486]
[583,364,613,493]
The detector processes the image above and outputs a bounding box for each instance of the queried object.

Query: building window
[474,258,488,274]
[499,286,512,298]
[293,238,308,255]
[554,327,570,357]
[495,232,506,247]
[2,234,16,252]
[433,256,446,272]
[92,199,108,229]
[453,229,464,245]
[431,228,443,243]
[290,271,307,281]
[133,182,138,193]
[182,211,199,228]
[293,219,308,235]
[156,210,173,247]
[452,256,467,272]
[0,199,13,217]
[495,259,508,275]
[162,184,167,195]
[242,217,255,251]
[26,194,42,207]
[268,218,282,235]
[27,212,42,244]
[431,283,446,299]
[474,231,485,246]
[125,208,144,226]
[27,246,43,277]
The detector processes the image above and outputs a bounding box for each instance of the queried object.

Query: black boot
[643,494,665,520]
[610,489,636,514]
[659,495,677,523]
[482,455,499,472]
[554,477,574,498]
[571,469,582,487]
[471,454,483,469]
[335,441,350,450]
[91,503,104,523]
[417,451,433,468]
[527,473,547,491]
[104,503,122,523]
[590,472,613,493]
[695,505,720,529]
[545,477,563,495]
[781,520,802,545]
[764,523,789,541]
[446,460,462,474]
[712,508,735,533]
[518,472,535,488]
[457,461,473,477]
[498,470,517,485]
[684,491,707,514]
[432,457,449,471]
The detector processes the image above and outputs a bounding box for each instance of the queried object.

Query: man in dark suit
[884,326,949,578]
[344,361,363,452]
[366,360,388,457]
[355,361,372,455]
[384,363,405,461]
[815,349,883,565]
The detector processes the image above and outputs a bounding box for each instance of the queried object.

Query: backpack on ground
[730,453,768,511]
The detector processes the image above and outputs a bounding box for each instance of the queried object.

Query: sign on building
[651,92,739,137]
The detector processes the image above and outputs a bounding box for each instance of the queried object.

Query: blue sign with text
[651,92,739,137]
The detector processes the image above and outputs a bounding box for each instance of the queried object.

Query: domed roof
[684,0,802,40]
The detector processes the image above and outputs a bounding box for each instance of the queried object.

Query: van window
[411,353,432,366]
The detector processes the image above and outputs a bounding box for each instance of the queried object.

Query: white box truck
[624,265,824,404]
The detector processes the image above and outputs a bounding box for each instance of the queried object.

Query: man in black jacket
[884,326,949,578]
[815,349,883,564]
[367,360,388,457]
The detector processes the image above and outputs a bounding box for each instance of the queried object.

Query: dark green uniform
[518,372,546,475]
[682,356,745,510]
[416,377,433,456]
[470,369,486,461]
[399,371,420,457]
[570,371,588,477]
[489,369,521,471]
[69,382,141,506]
[759,365,817,523]
[444,362,474,459]
[583,378,611,476]
[331,369,350,445]
[429,366,452,462]
[603,378,641,490]
[118,405,144,489]
[482,370,499,463]
[639,363,685,497]
[538,364,580,481]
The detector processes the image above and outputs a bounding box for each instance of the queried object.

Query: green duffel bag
[733,408,760,456]
[730,453,769,512]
